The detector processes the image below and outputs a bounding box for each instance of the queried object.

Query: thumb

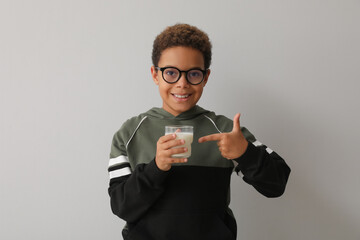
[232,113,241,132]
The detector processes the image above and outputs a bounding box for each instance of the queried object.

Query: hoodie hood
[145,105,210,120]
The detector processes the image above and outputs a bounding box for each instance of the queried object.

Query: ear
[203,69,211,86]
[151,66,160,85]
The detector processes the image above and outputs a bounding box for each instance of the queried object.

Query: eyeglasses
[155,66,207,85]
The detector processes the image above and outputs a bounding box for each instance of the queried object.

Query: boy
[108,23,290,240]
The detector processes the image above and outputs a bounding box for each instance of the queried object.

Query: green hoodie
[108,105,290,240]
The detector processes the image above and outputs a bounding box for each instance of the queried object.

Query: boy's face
[151,46,210,116]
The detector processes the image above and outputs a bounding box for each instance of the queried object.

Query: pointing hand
[198,113,248,159]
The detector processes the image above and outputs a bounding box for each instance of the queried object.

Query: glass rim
[165,125,193,133]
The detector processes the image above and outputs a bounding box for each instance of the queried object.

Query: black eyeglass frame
[155,66,208,85]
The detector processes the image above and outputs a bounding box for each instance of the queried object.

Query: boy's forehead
[158,46,205,69]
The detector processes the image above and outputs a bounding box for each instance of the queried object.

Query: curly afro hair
[152,23,212,69]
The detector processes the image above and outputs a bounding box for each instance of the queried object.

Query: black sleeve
[234,142,291,198]
[108,127,169,223]
[108,159,169,223]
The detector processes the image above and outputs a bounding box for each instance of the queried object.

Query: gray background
[1,0,359,239]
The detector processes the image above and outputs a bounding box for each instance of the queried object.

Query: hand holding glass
[165,126,193,158]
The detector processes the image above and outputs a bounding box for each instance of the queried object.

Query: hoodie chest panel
[127,118,233,169]
[126,121,163,168]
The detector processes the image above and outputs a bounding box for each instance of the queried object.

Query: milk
[165,125,193,158]
[170,132,193,158]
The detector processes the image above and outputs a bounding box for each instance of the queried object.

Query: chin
[177,104,195,112]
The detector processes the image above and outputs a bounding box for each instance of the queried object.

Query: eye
[164,68,179,77]
[188,70,202,78]
[166,70,176,76]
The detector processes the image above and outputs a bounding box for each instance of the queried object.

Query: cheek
[159,84,171,96]
[194,87,204,97]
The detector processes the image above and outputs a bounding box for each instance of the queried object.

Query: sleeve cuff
[145,159,170,185]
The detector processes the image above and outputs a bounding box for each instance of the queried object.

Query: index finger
[159,133,177,144]
[198,133,223,143]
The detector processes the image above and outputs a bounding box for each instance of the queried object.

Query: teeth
[174,94,189,98]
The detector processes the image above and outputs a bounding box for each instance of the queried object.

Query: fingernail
[184,158,188,162]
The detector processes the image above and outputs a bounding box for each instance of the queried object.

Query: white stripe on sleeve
[253,140,273,154]
[252,140,263,147]
[109,167,131,179]
[109,155,129,168]
[266,147,274,154]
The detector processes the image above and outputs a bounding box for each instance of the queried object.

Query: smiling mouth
[173,94,190,98]
[172,93,192,100]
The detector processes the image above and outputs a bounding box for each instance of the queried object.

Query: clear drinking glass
[165,125,194,158]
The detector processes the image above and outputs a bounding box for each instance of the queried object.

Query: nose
[175,72,189,88]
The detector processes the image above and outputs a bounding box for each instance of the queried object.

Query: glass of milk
[165,125,193,158]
